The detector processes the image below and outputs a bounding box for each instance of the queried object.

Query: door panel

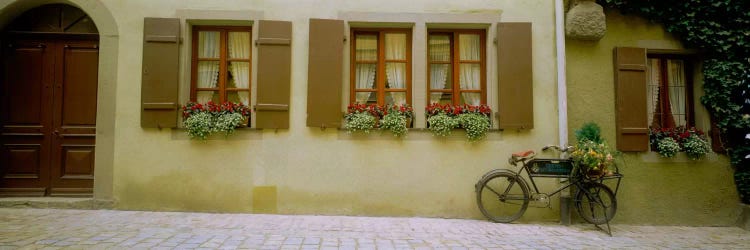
[0,41,53,196]
[50,41,97,196]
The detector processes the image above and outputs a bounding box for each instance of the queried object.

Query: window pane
[355,34,377,61]
[385,33,406,60]
[197,61,220,88]
[355,92,377,104]
[354,63,377,90]
[667,59,687,127]
[227,91,250,105]
[228,32,250,59]
[196,91,219,103]
[198,31,220,58]
[460,93,481,106]
[386,92,406,106]
[647,58,661,127]
[385,63,406,89]
[428,35,451,62]
[459,63,480,90]
[227,62,250,89]
[459,34,480,61]
[430,64,451,90]
[430,92,452,104]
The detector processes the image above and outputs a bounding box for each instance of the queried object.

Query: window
[428,30,486,105]
[190,26,252,105]
[350,29,411,106]
[646,55,694,128]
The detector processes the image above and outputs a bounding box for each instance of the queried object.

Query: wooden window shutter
[614,47,649,151]
[141,17,180,128]
[255,20,292,129]
[497,22,533,129]
[307,19,344,128]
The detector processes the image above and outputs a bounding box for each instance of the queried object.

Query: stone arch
[0,0,118,202]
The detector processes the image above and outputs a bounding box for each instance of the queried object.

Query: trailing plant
[656,137,680,158]
[684,134,711,160]
[427,113,459,137]
[344,103,383,134]
[181,101,251,140]
[458,113,491,141]
[598,0,750,202]
[380,104,414,137]
[575,122,603,144]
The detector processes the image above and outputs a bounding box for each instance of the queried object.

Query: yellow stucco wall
[98,0,563,221]
[566,9,739,226]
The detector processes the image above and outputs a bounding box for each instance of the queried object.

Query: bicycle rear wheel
[475,171,529,223]
[574,182,617,225]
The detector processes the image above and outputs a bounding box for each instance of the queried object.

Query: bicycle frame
[511,158,584,198]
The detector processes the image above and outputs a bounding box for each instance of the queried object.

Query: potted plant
[181,101,251,140]
[380,104,414,137]
[425,103,492,141]
[425,103,459,137]
[344,103,383,134]
[571,122,616,178]
[649,126,711,159]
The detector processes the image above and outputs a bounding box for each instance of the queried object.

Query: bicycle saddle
[512,150,535,158]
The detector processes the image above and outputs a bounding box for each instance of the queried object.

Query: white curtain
[385,33,406,105]
[197,31,220,103]
[228,32,250,105]
[459,34,481,105]
[429,35,450,103]
[668,59,686,126]
[355,35,377,103]
[647,58,660,126]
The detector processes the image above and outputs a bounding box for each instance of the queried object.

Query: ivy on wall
[597,0,750,203]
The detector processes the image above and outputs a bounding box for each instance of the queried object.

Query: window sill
[336,128,503,141]
[639,151,722,163]
[170,127,263,140]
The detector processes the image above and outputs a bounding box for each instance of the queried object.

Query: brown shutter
[497,22,533,129]
[307,19,344,128]
[141,17,180,128]
[255,20,292,129]
[614,47,648,151]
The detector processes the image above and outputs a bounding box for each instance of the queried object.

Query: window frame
[190,25,253,104]
[427,29,487,106]
[646,53,695,129]
[349,28,413,106]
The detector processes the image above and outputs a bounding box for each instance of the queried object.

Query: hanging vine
[597,0,750,203]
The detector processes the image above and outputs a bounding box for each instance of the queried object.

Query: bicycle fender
[479,169,518,180]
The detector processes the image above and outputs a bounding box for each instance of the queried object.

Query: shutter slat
[497,22,534,129]
[614,47,649,151]
[141,17,180,128]
[307,18,344,128]
[255,20,292,129]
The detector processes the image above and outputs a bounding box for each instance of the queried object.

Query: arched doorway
[0,4,99,197]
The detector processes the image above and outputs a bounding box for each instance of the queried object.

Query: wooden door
[49,40,98,196]
[0,39,98,196]
[0,40,54,196]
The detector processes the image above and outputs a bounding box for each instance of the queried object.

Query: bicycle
[475,145,623,235]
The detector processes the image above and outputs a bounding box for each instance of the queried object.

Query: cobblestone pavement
[1,208,749,249]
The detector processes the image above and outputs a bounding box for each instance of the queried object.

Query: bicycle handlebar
[542,145,573,153]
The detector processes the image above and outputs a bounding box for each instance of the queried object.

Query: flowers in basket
[649,126,710,159]
[571,122,616,177]
[181,101,251,140]
[425,103,492,141]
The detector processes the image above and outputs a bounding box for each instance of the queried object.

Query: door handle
[52,130,61,138]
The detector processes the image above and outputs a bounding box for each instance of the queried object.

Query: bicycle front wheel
[475,171,529,223]
[574,182,617,225]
